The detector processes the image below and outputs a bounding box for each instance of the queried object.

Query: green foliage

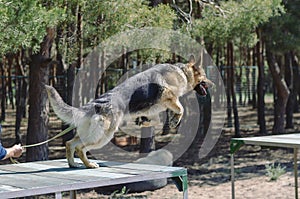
[0,0,65,55]
[193,0,284,47]
[53,0,177,64]
[109,186,147,199]
[0,0,176,62]
[83,0,176,42]
[1,0,289,65]
[83,0,176,62]
[265,162,286,181]
[263,0,300,53]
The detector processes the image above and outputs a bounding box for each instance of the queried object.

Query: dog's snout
[201,79,214,88]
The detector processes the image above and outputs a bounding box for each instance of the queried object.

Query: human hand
[11,144,23,158]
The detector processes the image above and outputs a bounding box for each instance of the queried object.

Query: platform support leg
[172,174,188,199]
[70,190,77,199]
[55,192,62,199]
[182,175,188,199]
[294,148,298,199]
[231,154,235,199]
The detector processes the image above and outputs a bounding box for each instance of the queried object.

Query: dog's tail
[45,85,80,125]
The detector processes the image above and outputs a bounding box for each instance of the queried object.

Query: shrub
[265,162,286,181]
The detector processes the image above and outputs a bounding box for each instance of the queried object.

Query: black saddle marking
[129,83,164,113]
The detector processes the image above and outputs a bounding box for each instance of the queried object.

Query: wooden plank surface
[0,159,187,199]
[232,133,300,148]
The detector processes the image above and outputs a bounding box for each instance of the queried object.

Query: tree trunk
[56,22,77,145]
[292,53,299,112]
[266,49,290,134]
[228,42,240,137]
[245,66,251,104]
[56,53,74,145]
[62,63,76,144]
[1,58,6,122]
[251,47,257,108]
[237,66,242,105]
[15,51,27,144]
[61,3,83,144]
[256,29,266,134]
[100,50,107,95]
[26,28,55,162]
[7,55,14,110]
[226,62,233,127]
[214,48,221,108]
[202,91,212,137]
[285,52,294,129]
[245,48,252,105]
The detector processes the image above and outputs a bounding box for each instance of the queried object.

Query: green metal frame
[172,169,188,199]
[230,140,245,154]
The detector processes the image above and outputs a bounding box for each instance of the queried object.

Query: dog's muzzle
[194,81,208,96]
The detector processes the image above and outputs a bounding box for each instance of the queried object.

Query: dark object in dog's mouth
[194,82,208,96]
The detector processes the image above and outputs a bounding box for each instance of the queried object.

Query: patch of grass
[265,162,286,181]
[109,186,128,199]
[109,186,147,199]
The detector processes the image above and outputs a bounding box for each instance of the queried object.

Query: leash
[10,125,76,164]
[22,125,76,148]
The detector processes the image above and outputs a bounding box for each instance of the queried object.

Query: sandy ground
[61,144,299,199]
[141,173,298,199]
[69,162,299,199]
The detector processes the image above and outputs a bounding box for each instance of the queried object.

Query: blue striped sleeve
[0,144,7,160]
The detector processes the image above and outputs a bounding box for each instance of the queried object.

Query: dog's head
[186,55,214,96]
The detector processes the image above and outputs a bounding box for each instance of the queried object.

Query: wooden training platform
[230,133,300,199]
[0,158,188,199]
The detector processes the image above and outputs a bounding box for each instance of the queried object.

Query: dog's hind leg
[75,115,120,169]
[66,136,82,168]
[76,129,116,169]
[66,135,99,168]
[161,89,184,129]
[166,101,184,129]
[75,144,99,169]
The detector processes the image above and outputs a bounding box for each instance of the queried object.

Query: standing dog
[45,55,213,168]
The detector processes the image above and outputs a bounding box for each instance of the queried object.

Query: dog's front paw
[85,162,100,169]
[169,114,182,129]
[169,120,180,129]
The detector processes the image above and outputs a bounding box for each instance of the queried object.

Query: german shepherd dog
[45,55,213,168]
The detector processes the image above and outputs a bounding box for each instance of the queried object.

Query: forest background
[0,0,299,166]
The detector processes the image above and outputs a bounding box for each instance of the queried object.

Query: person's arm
[0,144,7,160]
[0,144,23,160]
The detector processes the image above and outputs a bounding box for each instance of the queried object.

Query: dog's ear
[188,55,196,66]
[195,52,203,69]
[188,54,203,74]
[188,52,204,69]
